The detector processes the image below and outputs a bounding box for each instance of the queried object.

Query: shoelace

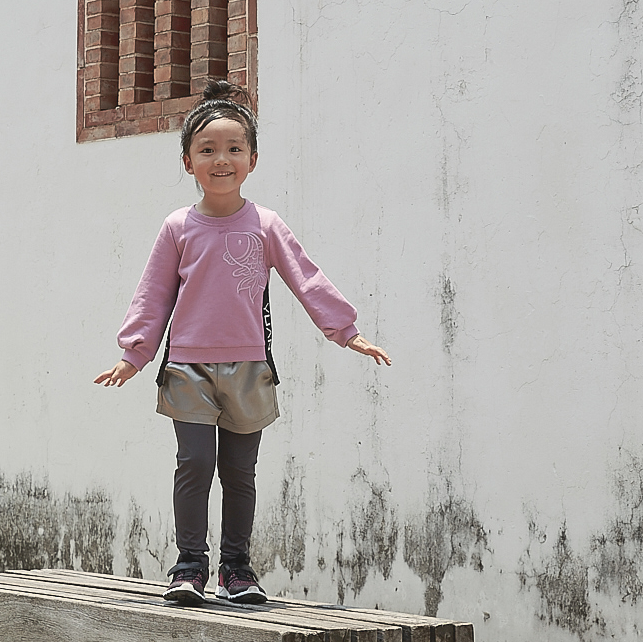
[226,567,256,586]
[176,568,205,583]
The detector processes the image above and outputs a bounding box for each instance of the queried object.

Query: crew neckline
[187,199,253,226]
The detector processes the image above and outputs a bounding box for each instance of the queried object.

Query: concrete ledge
[0,569,474,642]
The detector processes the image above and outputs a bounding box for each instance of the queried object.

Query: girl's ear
[249,152,258,173]
[183,154,194,175]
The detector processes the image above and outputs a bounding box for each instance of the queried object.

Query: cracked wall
[5,0,643,641]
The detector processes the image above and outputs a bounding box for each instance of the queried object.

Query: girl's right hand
[94,360,138,387]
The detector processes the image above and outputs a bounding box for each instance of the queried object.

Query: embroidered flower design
[223,232,268,302]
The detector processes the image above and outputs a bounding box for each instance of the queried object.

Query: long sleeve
[267,216,359,347]
[117,220,181,370]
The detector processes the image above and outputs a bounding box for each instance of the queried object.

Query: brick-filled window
[77,0,257,142]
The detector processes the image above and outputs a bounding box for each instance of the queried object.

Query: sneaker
[216,561,267,604]
[163,558,209,606]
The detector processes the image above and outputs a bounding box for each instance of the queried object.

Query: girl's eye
[230,147,242,153]
[200,147,214,154]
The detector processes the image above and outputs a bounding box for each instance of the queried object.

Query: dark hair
[181,79,258,157]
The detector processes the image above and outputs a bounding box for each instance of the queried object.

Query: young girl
[95,80,391,606]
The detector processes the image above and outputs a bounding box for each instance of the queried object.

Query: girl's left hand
[347,335,392,366]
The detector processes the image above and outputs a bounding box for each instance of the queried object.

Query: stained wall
[2,1,643,641]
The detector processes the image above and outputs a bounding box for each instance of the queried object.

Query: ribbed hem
[122,349,148,371]
[168,346,267,363]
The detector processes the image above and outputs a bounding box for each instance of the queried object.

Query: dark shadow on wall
[0,472,116,573]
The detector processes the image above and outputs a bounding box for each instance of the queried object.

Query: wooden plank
[0,580,327,638]
[6,571,401,642]
[1,570,473,642]
[0,574,388,642]
[0,589,324,642]
[272,599,471,642]
[0,578,354,642]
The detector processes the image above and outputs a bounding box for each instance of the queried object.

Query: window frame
[76,0,257,142]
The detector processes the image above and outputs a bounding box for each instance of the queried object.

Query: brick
[85,93,118,111]
[124,101,163,119]
[84,61,119,80]
[119,0,154,7]
[228,1,246,18]
[154,64,190,83]
[156,0,191,17]
[190,58,226,77]
[116,117,161,137]
[228,17,246,36]
[248,0,257,34]
[154,48,190,66]
[85,29,119,48]
[120,6,155,24]
[119,71,154,89]
[78,124,117,142]
[119,37,155,56]
[86,0,119,16]
[85,47,119,64]
[191,41,227,61]
[86,14,119,30]
[227,51,246,72]
[154,80,191,100]
[159,114,186,132]
[191,7,227,26]
[154,30,191,49]
[85,107,124,126]
[191,0,227,8]
[162,95,198,115]
[86,77,119,96]
[227,33,247,54]
[247,34,258,91]
[118,87,154,104]
[120,21,155,40]
[191,23,227,43]
[227,69,247,87]
[155,14,191,33]
[119,54,154,74]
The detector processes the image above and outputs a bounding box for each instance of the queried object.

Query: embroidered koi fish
[223,232,268,302]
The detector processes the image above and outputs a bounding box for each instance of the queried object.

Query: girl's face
[183,118,258,202]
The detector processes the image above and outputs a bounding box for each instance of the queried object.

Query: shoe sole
[163,583,206,606]
[215,586,267,604]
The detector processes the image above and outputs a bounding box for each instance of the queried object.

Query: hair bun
[202,78,252,109]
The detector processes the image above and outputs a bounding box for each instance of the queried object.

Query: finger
[94,369,114,384]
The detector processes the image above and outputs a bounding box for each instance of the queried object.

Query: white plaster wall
[2,1,643,640]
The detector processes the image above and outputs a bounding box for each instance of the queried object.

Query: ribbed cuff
[122,349,147,371]
[336,324,360,348]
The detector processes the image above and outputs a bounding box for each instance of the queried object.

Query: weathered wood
[0,575,383,642]
[0,589,322,642]
[0,570,474,642]
[6,571,402,642]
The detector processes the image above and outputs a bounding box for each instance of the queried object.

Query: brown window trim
[77,0,257,143]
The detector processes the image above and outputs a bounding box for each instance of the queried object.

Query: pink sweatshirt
[118,200,359,371]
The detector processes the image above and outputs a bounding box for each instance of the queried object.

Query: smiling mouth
[212,172,234,177]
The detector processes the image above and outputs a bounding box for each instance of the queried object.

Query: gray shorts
[157,361,279,434]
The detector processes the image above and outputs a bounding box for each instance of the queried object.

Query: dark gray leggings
[172,420,262,564]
